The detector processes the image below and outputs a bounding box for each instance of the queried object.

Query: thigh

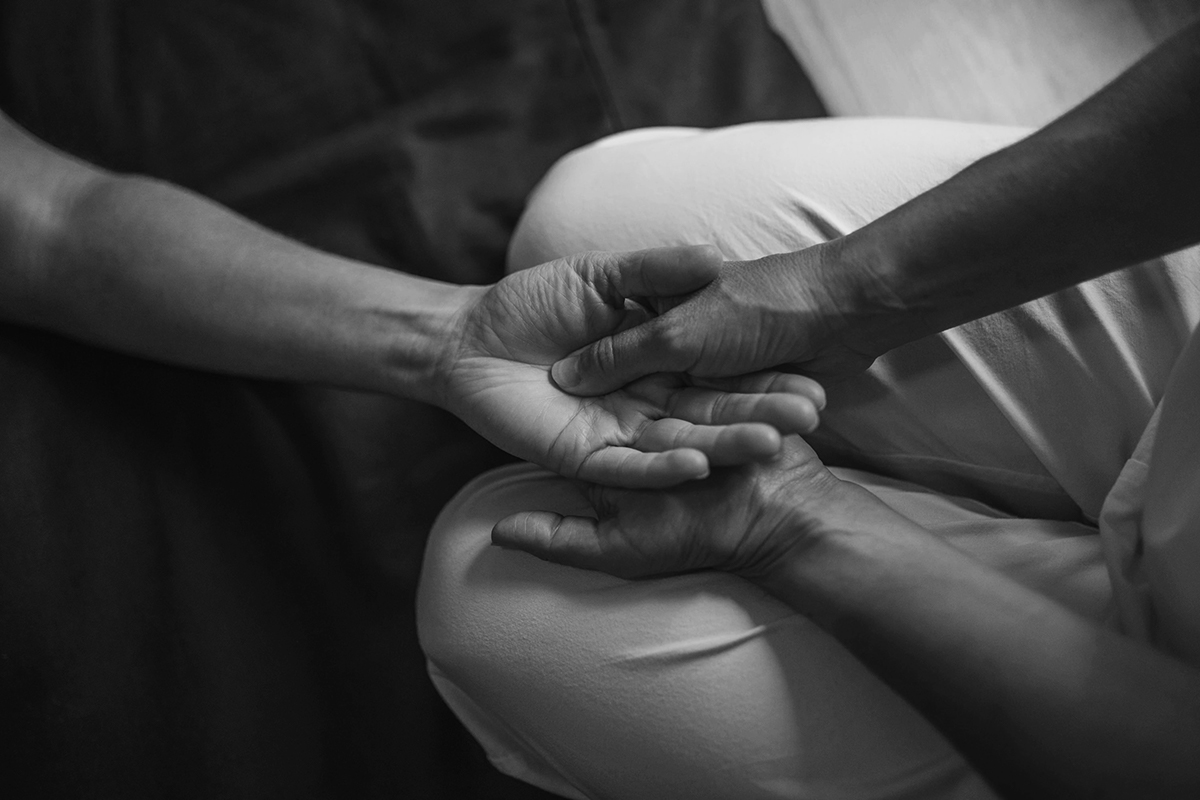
[508,120,1029,270]
[417,464,995,800]
[511,119,1200,520]
[418,464,1109,799]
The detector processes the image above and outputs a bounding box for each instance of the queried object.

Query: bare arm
[495,441,1200,798]
[0,111,824,486]
[0,109,461,404]
[492,20,1200,791]
[760,481,1200,799]
[838,14,1200,352]
[553,17,1200,392]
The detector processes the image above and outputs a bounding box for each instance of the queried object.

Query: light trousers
[418,119,1200,799]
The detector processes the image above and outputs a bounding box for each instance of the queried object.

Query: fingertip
[551,356,581,391]
[674,448,710,481]
[705,423,781,466]
[688,243,724,272]
[649,448,710,485]
[797,394,823,433]
[553,354,628,397]
[748,423,783,458]
[493,510,562,551]
[800,402,821,435]
[769,373,827,411]
[801,377,827,411]
[491,512,529,547]
[554,329,665,396]
[778,395,821,436]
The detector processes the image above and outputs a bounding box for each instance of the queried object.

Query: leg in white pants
[418,119,1200,799]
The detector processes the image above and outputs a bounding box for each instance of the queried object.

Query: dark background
[0,1,824,796]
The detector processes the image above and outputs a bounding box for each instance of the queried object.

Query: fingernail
[552,357,580,389]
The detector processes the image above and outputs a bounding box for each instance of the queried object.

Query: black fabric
[0,2,825,797]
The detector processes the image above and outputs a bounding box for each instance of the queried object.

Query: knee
[417,465,978,799]
[508,118,1030,274]
[507,128,702,272]
[417,464,610,687]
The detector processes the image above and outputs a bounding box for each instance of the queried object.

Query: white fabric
[418,119,1200,798]
[1101,326,1200,665]
[419,465,1109,800]
[510,119,1200,522]
[1141,328,1200,663]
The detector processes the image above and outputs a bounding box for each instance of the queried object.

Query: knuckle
[568,250,616,287]
[709,392,733,422]
[593,336,619,372]
[545,517,569,552]
[646,318,690,362]
[666,419,691,450]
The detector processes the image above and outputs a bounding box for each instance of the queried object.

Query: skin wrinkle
[546,402,596,478]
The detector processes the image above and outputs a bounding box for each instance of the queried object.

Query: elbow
[0,165,115,330]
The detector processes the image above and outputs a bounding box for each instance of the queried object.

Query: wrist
[379,280,486,407]
[749,477,925,608]
[736,461,857,583]
[817,230,931,359]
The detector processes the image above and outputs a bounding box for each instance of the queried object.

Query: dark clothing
[0,2,824,796]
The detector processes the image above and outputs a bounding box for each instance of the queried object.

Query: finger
[492,511,619,573]
[576,445,708,488]
[613,298,653,333]
[692,371,827,410]
[669,389,821,435]
[553,247,720,396]
[599,244,723,300]
[635,418,782,465]
[552,315,691,395]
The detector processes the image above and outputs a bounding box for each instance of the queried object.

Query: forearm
[759,486,1200,798]
[43,175,476,402]
[0,114,476,405]
[835,18,1200,351]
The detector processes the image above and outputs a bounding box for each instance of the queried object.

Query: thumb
[492,511,627,575]
[551,315,691,395]
[554,245,718,395]
[603,244,722,299]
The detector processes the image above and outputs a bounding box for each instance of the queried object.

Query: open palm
[441,247,825,488]
[492,436,845,579]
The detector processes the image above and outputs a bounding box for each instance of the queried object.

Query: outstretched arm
[0,111,823,487]
[0,108,467,401]
[553,17,1200,392]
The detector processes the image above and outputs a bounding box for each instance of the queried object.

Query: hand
[549,242,888,396]
[491,436,850,580]
[439,246,826,488]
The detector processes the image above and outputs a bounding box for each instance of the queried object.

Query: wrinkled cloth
[0,0,823,286]
[422,463,1106,800]
[512,119,1200,521]
[1101,327,1200,665]
[419,119,1200,798]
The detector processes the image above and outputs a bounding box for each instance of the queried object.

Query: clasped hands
[437,242,885,582]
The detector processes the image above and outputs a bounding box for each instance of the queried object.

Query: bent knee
[507,118,1026,274]
[417,464,985,799]
[507,127,703,272]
